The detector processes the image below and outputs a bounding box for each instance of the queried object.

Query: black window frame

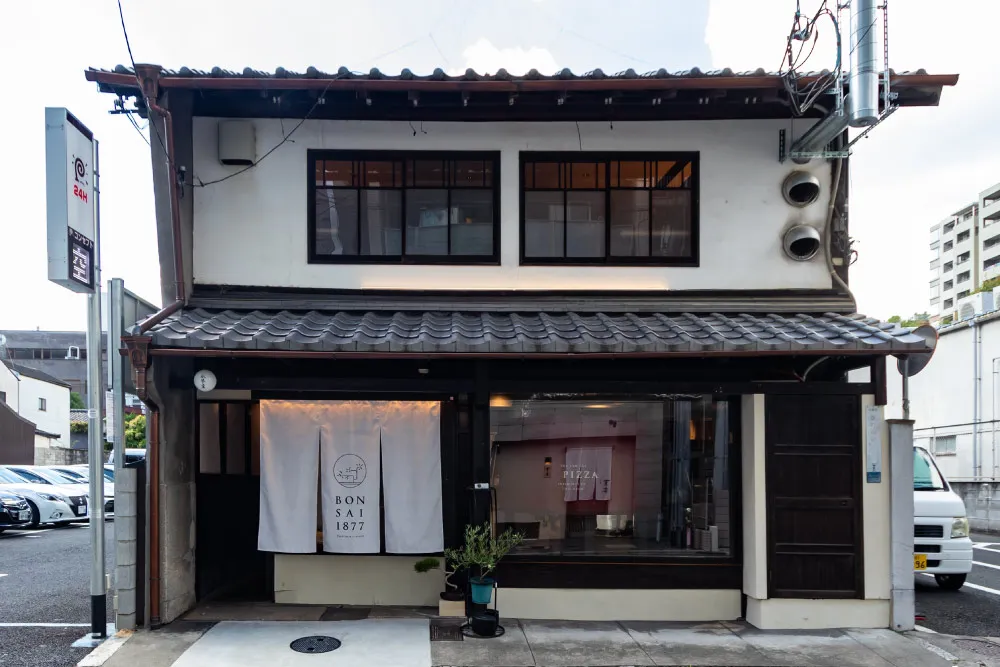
[38,397,47,412]
[519,151,700,267]
[307,150,501,265]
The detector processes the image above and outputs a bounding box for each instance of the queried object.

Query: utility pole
[85,138,107,640]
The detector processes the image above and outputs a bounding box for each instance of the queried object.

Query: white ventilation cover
[218,121,256,166]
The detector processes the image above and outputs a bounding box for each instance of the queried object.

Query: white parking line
[913,636,959,662]
[973,560,1000,571]
[973,544,1000,554]
[0,574,7,579]
[0,623,90,627]
[919,572,1000,596]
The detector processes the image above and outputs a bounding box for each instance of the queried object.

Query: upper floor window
[943,241,953,252]
[66,346,80,360]
[943,279,953,291]
[38,397,47,412]
[958,289,971,299]
[957,271,970,283]
[957,251,970,264]
[957,230,970,243]
[308,151,500,264]
[943,222,955,233]
[520,153,698,265]
[943,261,953,272]
[944,298,953,309]
[985,235,1000,250]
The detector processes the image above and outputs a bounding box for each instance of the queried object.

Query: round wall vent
[783,225,822,261]
[782,171,821,207]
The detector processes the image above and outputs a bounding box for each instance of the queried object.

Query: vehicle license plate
[76,505,87,516]
[914,554,927,571]
[19,510,30,521]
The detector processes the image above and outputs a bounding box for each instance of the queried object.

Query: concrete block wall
[115,468,139,629]
[33,447,88,465]
[953,481,1000,534]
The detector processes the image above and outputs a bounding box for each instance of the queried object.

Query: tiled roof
[1,360,72,389]
[145,308,932,356]
[91,64,942,84]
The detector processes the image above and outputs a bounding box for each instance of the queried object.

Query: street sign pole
[86,138,107,640]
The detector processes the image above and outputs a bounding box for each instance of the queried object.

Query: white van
[914,446,973,589]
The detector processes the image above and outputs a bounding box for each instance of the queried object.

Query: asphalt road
[0,522,114,667]
[916,532,1000,637]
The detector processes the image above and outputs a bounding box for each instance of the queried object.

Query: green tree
[887,313,930,328]
[124,413,146,449]
[70,392,85,409]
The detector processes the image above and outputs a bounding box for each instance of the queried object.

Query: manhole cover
[954,639,1000,657]
[430,623,464,642]
[290,636,341,654]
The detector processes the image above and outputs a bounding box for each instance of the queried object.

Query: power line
[126,111,150,147]
[117,1,168,161]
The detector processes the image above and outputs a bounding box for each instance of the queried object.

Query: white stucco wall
[0,363,19,412]
[852,318,1000,481]
[191,118,833,291]
[16,374,70,446]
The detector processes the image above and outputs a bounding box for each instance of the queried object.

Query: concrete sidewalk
[84,618,1000,667]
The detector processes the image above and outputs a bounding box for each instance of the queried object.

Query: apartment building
[929,202,979,320]
[980,181,1000,281]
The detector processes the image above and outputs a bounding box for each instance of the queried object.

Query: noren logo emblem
[333,454,366,489]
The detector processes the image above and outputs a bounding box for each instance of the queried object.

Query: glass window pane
[610,191,650,256]
[654,161,675,187]
[360,189,403,255]
[226,404,247,475]
[570,163,599,189]
[322,160,354,186]
[409,160,446,187]
[315,190,359,256]
[617,161,647,188]
[453,160,488,187]
[363,161,396,187]
[490,396,732,558]
[451,190,493,256]
[406,189,448,255]
[524,191,565,257]
[199,404,221,474]
[532,163,562,189]
[652,190,692,257]
[566,192,605,258]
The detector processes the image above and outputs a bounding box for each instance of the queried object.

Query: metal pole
[902,358,910,421]
[110,278,125,629]
[973,323,980,480]
[86,139,107,639]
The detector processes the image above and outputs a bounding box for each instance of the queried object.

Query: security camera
[783,225,822,261]
[781,171,821,207]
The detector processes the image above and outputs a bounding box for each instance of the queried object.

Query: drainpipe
[972,320,981,480]
[131,64,186,334]
[993,358,1000,480]
[130,64,185,628]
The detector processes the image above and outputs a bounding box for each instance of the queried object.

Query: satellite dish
[895,324,938,377]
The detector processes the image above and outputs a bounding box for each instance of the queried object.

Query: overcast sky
[0,0,995,330]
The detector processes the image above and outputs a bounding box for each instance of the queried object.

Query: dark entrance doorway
[196,401,269,602]
[765,394,863,599]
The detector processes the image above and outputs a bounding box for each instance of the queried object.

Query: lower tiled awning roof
[144,309,932,357]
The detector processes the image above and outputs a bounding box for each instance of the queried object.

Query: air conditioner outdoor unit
[957,291,995,321]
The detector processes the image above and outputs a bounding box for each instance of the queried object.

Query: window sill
[308,255,500,266]
[519,259,700,268]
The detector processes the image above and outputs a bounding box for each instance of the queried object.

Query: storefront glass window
[490,395,734,558]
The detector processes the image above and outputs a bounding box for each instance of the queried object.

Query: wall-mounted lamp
[489,395,513,408]
[544,456,552,478]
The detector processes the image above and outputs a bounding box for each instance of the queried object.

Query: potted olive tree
[445,523,523,607]
[413,554,465,617]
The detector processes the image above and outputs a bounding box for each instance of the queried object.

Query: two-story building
[0,359,75,463]
[86,63,955,630]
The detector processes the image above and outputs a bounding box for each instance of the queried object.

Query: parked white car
[914,446,973,590]
[1,465,90,523]
[0,467,83,528]
[46,465,115,518]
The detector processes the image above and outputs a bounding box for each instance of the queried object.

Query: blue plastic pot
[470,577,495,604]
